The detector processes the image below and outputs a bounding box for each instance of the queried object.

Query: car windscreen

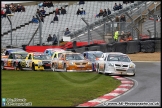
[107,54,130,62]
[93,52,103,58]
[66,54,84,60]
[33,55,51,60]
[15,53,28,59]
[87,53,96,60]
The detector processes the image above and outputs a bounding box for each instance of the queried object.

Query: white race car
[96,52,136,76]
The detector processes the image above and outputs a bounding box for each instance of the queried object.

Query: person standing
[114,31,119,42]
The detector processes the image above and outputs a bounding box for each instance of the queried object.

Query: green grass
[2,70,121,107]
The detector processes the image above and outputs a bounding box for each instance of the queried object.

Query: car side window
[54,54,57,58]
[9,54,14,59]
[28,54,32,59]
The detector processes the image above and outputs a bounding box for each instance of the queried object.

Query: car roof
[84,51,103,53]
[45,48,65,51]
[29,52,45,55]
[10,51,28,54]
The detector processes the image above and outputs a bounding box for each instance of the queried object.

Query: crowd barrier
[22,39,160,54]
[65,39,160,54]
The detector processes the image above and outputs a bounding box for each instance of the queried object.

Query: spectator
[79,1,85,5]
[1,8,6,18]
[114,31,119,42]
[16,4,21,12]
[80,8,85,15]
[40,16,44,22]
[5,5,11,14]
[32,16,39,23]
[126,32,133,41]
[55,7,60,15]
[103,9,107,17]
[21,5,25,12]
[64,28,71,36]
[36,9,41,17]
[51,14,58,23]
[52,34,58,45]
[96,9,104,17]
[120,14,126,22]
[113,3,119,11]
[40,8,46,16]
[118,3,123,9]
[76,8,81,15]
[43,1,47,7]
[47,34,53,42]
[107,8,111,15]
[60,7,66,15]
[48,1,54,8]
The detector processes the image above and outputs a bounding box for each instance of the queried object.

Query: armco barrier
[140,40,155,53]
[126,41,140,54]
[114,42,127,54]
[155,40,161,52]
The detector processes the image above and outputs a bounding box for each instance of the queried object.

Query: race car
[96,52,136,76]
[18,52,52,71]
[1,48,26,59]
[51,52,93,72]
[1,51,28,70]
[83,51,103,71]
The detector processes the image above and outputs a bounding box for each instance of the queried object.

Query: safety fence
[66,39,161,54]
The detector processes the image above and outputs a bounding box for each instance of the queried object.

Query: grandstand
[1,1,161,49]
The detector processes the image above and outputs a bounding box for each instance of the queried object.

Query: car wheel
[18,63,23,71]
[13,63,17,70]
[63,64,67,72]
[1,62,5,70]
[52,63,56,72]
[32,63,36,71]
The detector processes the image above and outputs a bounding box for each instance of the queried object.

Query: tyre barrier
[66,48,76,52]
[140,40,155,53]
[126,41,140,54]
[155,40,161,52]
[74,47,86,54]
[114,42,127,54]
[88,45,100,51]
[98,43,108,52]
[107,43,115,52]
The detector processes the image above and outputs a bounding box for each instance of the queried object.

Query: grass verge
[2,70,121,107]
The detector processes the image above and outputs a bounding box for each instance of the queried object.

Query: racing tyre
[13,63,17,70]
[18,63,23,71]
[32,63,36,71]
[1,62,5,70]
[63,64,67,72]
[52,63,56,72]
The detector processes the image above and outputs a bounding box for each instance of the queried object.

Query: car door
[7,53,14,67]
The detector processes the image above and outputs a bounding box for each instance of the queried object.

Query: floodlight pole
[81,18,90,45]
[7,15,13,47]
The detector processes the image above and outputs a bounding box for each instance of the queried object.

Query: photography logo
[2,98,6,106]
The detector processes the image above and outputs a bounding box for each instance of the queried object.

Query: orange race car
[51,52,93,72]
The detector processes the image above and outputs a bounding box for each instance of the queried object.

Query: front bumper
[105,67,135,75]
